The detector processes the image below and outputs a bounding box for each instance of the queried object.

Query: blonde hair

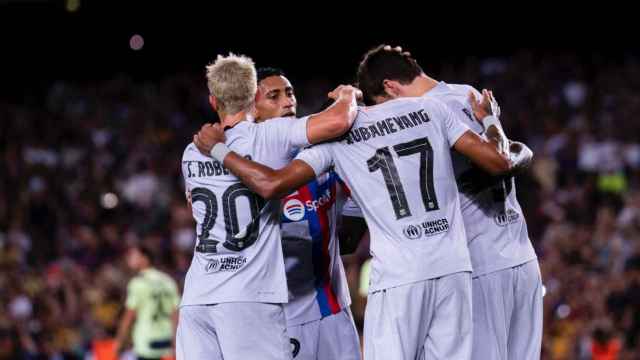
[205,53,257,115]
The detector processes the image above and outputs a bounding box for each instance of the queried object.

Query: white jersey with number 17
[296,97,472,293]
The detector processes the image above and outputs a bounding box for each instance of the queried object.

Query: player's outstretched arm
[305,85,361,144]
[465,89,533,175]
[192,123,317,198]
[223,153,316,199]
[469,89,509,154]
[453,130,512,175]
[193,124,315,199]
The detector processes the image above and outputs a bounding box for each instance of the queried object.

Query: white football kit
[296,96,473,360]
[427,82,543,360]
[178,116,309,360]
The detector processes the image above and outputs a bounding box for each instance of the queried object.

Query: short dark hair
[130,244,155,265]
[356,45,424,105]
[257,67,286,83]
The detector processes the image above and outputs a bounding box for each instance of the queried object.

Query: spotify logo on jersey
[283,199,305,221]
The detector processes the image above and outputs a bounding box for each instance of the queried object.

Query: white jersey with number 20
[181,116,309,306]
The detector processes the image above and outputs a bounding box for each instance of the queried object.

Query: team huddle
[177,45,543,360]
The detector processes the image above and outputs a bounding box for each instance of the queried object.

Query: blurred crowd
[1,50,640,359]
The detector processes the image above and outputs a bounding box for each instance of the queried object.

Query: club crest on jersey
[494,208,520,227]
[283,199,305,221]
[403,224,423,239]
[205,259,220,272]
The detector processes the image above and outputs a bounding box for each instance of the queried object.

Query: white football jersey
[180,116,309,305]
[426,82,537,277]
[296,97,472,292]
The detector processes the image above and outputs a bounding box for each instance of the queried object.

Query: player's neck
[219,110,249,129]
[415,74,439,95]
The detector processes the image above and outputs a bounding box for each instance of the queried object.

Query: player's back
[127,268,179,357]
[426,82,537,277]
[181,116,309,305]
[300,97,472,292]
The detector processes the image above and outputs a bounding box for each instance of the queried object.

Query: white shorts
[472,260,543,360]
[176,302,292,360]
[363,272,472,360]
[286,308,361,360]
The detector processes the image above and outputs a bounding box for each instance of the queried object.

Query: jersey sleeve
[294,143,334,176]
[427,98,470,148]
[125,279,142,311]
[341,197,364,218]
[257,116,311,154]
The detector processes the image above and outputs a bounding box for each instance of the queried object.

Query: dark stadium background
[2,1,640,359]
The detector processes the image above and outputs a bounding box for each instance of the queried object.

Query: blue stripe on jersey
[282,172,340,317]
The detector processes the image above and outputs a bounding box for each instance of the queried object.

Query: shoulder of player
[358,97,426,119]
[157,270,178,287]
[253,116,300,129]
[419,95,452,114]
[127,275,146,290]
[182,142,204,162]
[429,83,478,101]
[426,85,479,118]
[448,83,481,100]
[243,116,300,140]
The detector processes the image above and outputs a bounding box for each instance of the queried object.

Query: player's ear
[209,95,218,111]
[383,79,401,98]
[255,87,263,102]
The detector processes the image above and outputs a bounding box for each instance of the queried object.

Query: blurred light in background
[129,34,144,51]
[65,0,80,13]
[101,192,119,209]
[556,304,571,319]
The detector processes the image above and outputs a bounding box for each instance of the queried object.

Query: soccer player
[115,245,180,360]
[193,61,521,360]
[359,45,542,360]
[178,53,359,360]
[252,67,361,360]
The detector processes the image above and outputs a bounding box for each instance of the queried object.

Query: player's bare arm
[468,89,533,175]
[307,84,361,143]
[453,130,511,175]
[451,89,513,175]
[193,84,360,156]
[114,308,136,354]
[193,122,315,199]
[224,153,314,200]
[470,89,509,154]
[192,121,314,199]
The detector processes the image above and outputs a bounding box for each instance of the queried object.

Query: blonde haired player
[177,53,360,360]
